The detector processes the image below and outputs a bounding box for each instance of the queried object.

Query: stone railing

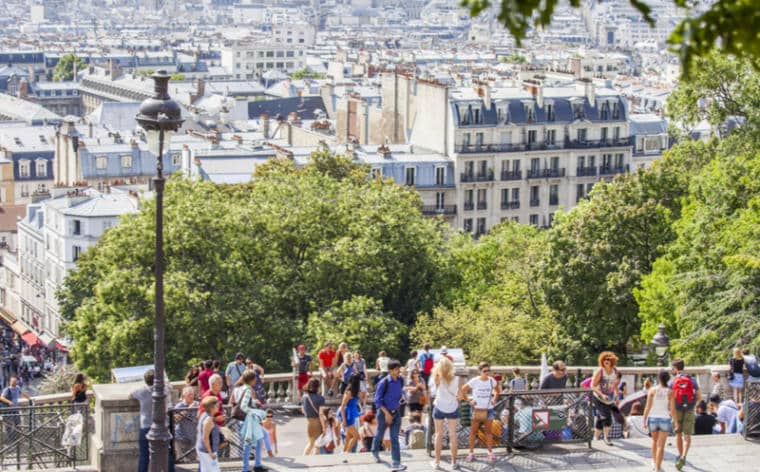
[53,364,729,472]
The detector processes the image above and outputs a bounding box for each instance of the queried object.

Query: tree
[461,0,760,76]
[291,67,326,80]
[59,155,450,382]
[170,73,186,81]
[413,223,563,365]
[53,54,85,81]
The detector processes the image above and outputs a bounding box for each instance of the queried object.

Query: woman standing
[338,373,362,453]
[729,348,745,404]
[337,352,354,395]
[642,370,677,472]
[461,361,500,463]
[239,370,267,472]
[591,351,620,446]
[406,369,428,414]
[352,351,368,406]
[301,378,325,455]
[196,396,221,472]
[186,365,201,393]
[428,357,461,470]
[375,351,390,385]
[70,373,88,403]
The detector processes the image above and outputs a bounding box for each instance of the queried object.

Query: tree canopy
[53,54,85,82]
[59,151,451,381]
[461,0,760,76]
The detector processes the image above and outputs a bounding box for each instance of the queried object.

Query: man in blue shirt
[372,359,407,471]
[1,376,31,443]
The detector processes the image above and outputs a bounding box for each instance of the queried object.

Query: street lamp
[135,70,184,472]
[651,324,670,367]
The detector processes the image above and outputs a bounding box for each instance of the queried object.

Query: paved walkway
[177,435,758,471]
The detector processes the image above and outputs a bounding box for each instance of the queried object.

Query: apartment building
[272,22,317,47]
[221,42,306,81]
[0,125,56,204]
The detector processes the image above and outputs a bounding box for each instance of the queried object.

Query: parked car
[22,355,42,377]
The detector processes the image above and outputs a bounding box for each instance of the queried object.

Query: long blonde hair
[432,356,454,386]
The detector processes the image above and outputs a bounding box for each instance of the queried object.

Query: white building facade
[221,42,307,80]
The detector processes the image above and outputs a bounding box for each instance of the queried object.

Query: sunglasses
[481,369,490,373]
[266,415,273,418]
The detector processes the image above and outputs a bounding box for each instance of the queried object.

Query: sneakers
[430,461,441,470]
[675,456,686,471]
[451,463,461,470]
[391,465,407,471]
[253,467,268,472]
[466,453,475,462]
[372,452,381,463]
[604,437,613,446]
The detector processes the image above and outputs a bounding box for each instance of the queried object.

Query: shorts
[408,403,424,413]
[307,417,322,441]
[433,407,459,420]
[728,374,744,389]
[647,417,673,433]
[359,381,368,393]
[298,372,309,391]
[470,407,496,420]
[674,409,695,436]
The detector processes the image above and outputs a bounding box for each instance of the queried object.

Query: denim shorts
[433,407,460,420]
[647,417,673,433]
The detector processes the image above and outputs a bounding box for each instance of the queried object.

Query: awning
[0,307,16,326]
[21,331,42,347]
[10,320,29,336]
[54,341,69,353]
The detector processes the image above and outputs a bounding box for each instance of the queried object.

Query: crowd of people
[120,341,760,472]
[1,325,61,389]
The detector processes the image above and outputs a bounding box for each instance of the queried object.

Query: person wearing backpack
[669,358,699,471]
[417,344,435,386]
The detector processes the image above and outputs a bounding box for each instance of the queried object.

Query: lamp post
[135,70,184,472]
[651,324,670,367]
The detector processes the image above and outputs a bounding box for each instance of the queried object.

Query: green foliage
[170,73,186,81]
[500,53,527,64]
[291,67,326,80]
[412,223,562,365]
[461,0,760,76]
[666,54,760,133]
[307,296,407,361]
[53,54,85,81]
[59,153,449,382]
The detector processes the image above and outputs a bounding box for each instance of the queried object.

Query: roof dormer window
[612,102,620,120]
[525,104,535,123]
[572,101,585,120]
[600,102,610,120]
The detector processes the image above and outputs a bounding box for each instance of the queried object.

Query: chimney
[482,84,491,109]
[88,122,93,138]
[18,79,29,99]
[378,143,392,159]
[260,114,270,138]
[585,81,595,105]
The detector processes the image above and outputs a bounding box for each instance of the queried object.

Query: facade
[221,42,307,81]
[16,204,46,333]
[272,22,317,47]
[0,125,56,204]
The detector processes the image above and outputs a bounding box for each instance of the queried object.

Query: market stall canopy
[21,331,42,347]
[10,320,29,336]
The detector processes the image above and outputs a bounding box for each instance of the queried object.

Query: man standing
[417,344,435,386]
[670,358,699,471]
[173,386,199,461]
[1,376,31,442]
[540,361,568,389]
[317,342,337,397]
[128,369,174,472]
[372,359,407,471]
[292,345,313,395]
[225,353,246,394]
[197,360,214,396]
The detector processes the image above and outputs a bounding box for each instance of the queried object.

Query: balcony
[464,201,474,211]
[530,198,540,207]
[477,201,487,210]
[421,205,457,216]
[460,169,495,182]
[501,170,522,181]
[599,164,629,176]
[576,166,598,177]
[457,142,547,154]
[565,138,631,149]
[501,201,520,210]
[527,168,567,179]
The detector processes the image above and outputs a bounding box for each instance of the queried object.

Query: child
[262,409,278,456]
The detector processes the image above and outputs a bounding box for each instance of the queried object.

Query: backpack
[409,428,425,449]
[745,355,760,377]
[672,375,696,411]
[421,353,434,375]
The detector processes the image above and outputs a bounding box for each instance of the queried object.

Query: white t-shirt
[466,377,497,409]
[428,376,459,414]
[717,400,740,432]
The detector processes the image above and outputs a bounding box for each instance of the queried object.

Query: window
[501,188,509,206]
[476,218,486,235]
[577,128,587,142]
[36,160,47,177]
[370,167,382,179]
[405,167,416,186]
[529,214,539,226]
[577,184,585,202]
[497,107,506,123]
[465,189,474,205]
[512,160,521,173]
[600,102,609,120]
[286,51,294,57]
[613,126,620,141]
[602,153,613,168]
[549,185,559,205]
[547,129,556,145]
[73,245,82,261]
[435,192,445,209]
[527,130,537,144]
[615,153,624,168]
[435,167,446,186]
[588,155,596,167]
[478,160,487,176]
[530,185,540,206]
[530,158,540,172]
[266,51,274,58]
[525,104,535,122]
[19,160,30,177]
[462,133,471,147]
[72,219,81,235]
[276,51,284,58]
[103,220,114,231]
[477,189,487,210]
[550,156,560,170]
[276,62,284,69]
[612,102,620,119]
[512,188,519,203]
[601,127,608,141]
[465,161,474,177]
[587,183,594,195]
[546,104,555,121]
[463,219,473,233]
[578,156,585,168]
[475,133,484,147]
[171,153,182,166]
[121,155,132,168]
[96,156,107,169]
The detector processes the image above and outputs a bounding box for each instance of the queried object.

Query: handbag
[231,387,253,421]
[472,408,489,422]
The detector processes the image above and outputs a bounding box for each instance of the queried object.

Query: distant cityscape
[0,0,706,345]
